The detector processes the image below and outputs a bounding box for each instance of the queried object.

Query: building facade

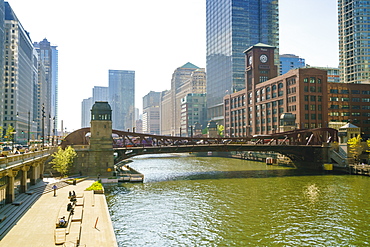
[225,44,329,137]
[81,97,93,128]
[3,2,39,144]
[0,0,4,129]
[108,70,135,131]
[279,54,305,75]
[92,86,108,102]
[180,93,207,137]
[328,82,370,135]
[338,0,370,83]
[142,91,160,135]
[206,0,279,124]
[160,63,206,136]
[34,38,58,143]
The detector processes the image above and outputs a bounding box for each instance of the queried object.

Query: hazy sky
[7,0,338,131]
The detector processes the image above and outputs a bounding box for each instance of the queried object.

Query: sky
[6,0,339,131]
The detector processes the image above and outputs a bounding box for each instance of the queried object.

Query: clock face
[249,56,253,65]
[260,54,268,63]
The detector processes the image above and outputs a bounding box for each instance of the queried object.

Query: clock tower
[244,43,277,91]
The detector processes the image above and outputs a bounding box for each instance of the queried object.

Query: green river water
[105,153,370,247]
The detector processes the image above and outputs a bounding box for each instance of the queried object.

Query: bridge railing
[0,148,56,170]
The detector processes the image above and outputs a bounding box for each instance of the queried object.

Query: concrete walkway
[0,179,117,247]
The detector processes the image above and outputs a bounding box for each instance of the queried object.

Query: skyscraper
[206,0,279,123]
[142,91,160,135]
[160,63,206,136]
[81,97,93,128]
[338,0,370,83]
[3,2,39,144]
[279,54,305,75]
[0,0,4,129]
[108,70,135,131]
[34,38,58,140]
[92,86,108,102]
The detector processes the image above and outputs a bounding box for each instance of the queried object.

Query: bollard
[94,217,99,228]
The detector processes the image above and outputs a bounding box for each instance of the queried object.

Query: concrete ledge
[55,228,66,245]
[66,221,81,244]
[0,214,7,222]
[12,201,24,206]
[71,207,83,222]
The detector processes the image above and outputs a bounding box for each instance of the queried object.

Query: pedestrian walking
[52,184,57,196]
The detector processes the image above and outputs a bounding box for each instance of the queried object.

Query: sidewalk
[0,179,117,247]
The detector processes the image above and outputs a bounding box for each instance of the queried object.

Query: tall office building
[81,97,93,128]
[93,86,108,102]
[279,54,305,75]
[142,91,160,135]
[0,0,4,129]
[3,2,39,144]
[206,0,279,124]
[160,63,206,136]
[81,87,108,128]
[34,38,58,141]
[338,0,370,83]
[108,70,135,131]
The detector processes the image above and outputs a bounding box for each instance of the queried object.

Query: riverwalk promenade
[0,178,117,247]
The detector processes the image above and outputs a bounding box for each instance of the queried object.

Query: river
[104,153,370,247]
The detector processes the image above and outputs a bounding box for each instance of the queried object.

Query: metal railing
[0,148,57,171]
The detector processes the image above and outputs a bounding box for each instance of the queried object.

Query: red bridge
[61,128,339,170]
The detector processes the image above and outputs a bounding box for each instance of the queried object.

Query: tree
[0,126,3,140]
[5,125,15,142]
[348,135,365,164]
[50,146,77,177]
[217,125,224,137]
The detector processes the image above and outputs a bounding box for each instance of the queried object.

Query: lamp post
[41,104,45,149]
[52,117,55,146]
[48,114,51,145]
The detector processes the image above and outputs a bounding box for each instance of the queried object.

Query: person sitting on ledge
[58,216,66,227]
[67,203,73,211]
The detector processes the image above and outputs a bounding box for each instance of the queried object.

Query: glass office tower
[338,0,370,83]
[108,70,135,131]
[206,0,279,123]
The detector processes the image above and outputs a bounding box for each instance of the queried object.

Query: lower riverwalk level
[0,179,117,247]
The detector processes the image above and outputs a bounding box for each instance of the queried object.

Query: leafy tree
[0,126,3,140]
[218,125,224,137]
[5,125,15,142]
[348,135,365,164]
[50,146,77,177]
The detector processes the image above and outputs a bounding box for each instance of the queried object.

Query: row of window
[330,112,370,117]
[330,97,370,102]
[330,105,370,109]
[330,89,370,94]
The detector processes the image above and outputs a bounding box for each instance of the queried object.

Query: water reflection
[106,154,370,247]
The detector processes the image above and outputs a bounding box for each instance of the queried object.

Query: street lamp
[41,104,45,149]
[52,116,56,146]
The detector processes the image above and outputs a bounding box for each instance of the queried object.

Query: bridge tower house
[88,101,114,177]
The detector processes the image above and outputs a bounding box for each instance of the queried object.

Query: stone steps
[0,180,70,240]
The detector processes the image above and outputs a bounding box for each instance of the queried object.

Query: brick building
[224,44,329,137]
[224,43,370,137]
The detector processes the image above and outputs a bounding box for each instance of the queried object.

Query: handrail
[0,148,56,170]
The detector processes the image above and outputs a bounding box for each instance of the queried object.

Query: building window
[310,95,316,101]
[310,77,316,83]
[304,95,309,101]
[311,114,316,120]
[310,105,316,111]
[304,78,308,83]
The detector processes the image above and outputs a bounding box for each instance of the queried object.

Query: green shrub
[85,181,103,191]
